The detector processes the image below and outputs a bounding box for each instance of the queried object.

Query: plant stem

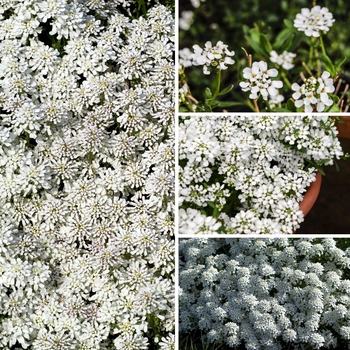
[308,42,313,67]
[265,100,272,112]
[253,98,260,112]
[302,61,313,77]
[244,98,256,111]
[211,69,221,103]
[184,99,195,112]
[319,34,326,56]
[281,71,292,88]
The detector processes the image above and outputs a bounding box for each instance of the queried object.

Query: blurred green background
[179,0,350,111]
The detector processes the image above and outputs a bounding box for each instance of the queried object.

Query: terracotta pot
[299,172,322,217]
[332,116,350,139]
[293,172,322,234]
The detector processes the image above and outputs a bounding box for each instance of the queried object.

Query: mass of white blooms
[179,238,350,349]
[0,0,175,349]
[179,115,344,234]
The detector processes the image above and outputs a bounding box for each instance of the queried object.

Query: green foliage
[179,0,350,111]
[180,330,224,350]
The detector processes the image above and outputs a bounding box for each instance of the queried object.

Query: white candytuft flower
[0,0,174,348]
[180,238,350,349]
[240,61,283,100]
[270,50,296,70]
[191,41,235,75]
[291,71,335,112]
[294,6,335,37]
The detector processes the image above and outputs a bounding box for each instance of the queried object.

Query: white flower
[294,6,335,37]
[292,71,335,112]
[240,61,283,100]
[179,11,194,31]
[0,1,175,349]
[179,116,343,234]
[191,41,235,75]
[270,50,296,70]
[180,238,350,348]
[179,48,193,68]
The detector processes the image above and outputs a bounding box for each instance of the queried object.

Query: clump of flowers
[294,5,335,37]
[179,4,346,112]
[0,0,175,349]
[191,41,235,75]
[239,61,283,101]
[180,238,350,349]
[292,72,335,112]
[269,50,296,70]
[179,115,345,234]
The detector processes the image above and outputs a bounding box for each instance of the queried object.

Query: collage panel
[179,237,350,350]
[178,114,350,234]
[0,1,175,349]
[178,0,350,113]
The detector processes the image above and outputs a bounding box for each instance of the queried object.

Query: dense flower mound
[0,1,175,349]
[179,115,343,234]
[179,238,350,350]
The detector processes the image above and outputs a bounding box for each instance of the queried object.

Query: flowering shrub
[179,115,346,234]
[179,4,349,112]
[0,0,175,349]
[179,238,350,350]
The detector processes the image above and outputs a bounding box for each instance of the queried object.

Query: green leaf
[244,28,269,60]
[210,101,220,109]
[280,34,295,53]
[218,84,234,96]
[273,28,294,51]
[289,32,305,52]
[179,105,191,112]
[275,107,293,112]
[204,87,212,99]
[283,19,293,28]
[260,33,273,54]
[204,104,212,112]
[287,99,296,112]
[216,101,247,108]
[249,28,261,44]
[319,54,336,76]
[244,34,268,60]
[326,103,340,113]
[207,201,216,209]
[335,56,347,73]
[242,24,250,35]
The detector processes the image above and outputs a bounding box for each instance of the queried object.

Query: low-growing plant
[0,0,175,349]
[179,3,349,112]
[179,238,350,349]
[179,115,348,234]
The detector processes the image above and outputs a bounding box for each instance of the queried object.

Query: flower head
[240,61,283,100]
[270,50,296,70]
[191,41,235,75]
[294,6,335,37]
[291,71,335,112]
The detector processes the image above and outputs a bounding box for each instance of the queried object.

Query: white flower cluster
[179,116,343,234]
[180,238,350,349]
[240,61,283,101]
[0,1,175,349]
[294,6,335,37]
[269,50,296,70]
[179,11,194,31]
[187,41,235,75]
[292,72,335,112]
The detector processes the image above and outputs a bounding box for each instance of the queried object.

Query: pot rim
[299,171,322,217]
